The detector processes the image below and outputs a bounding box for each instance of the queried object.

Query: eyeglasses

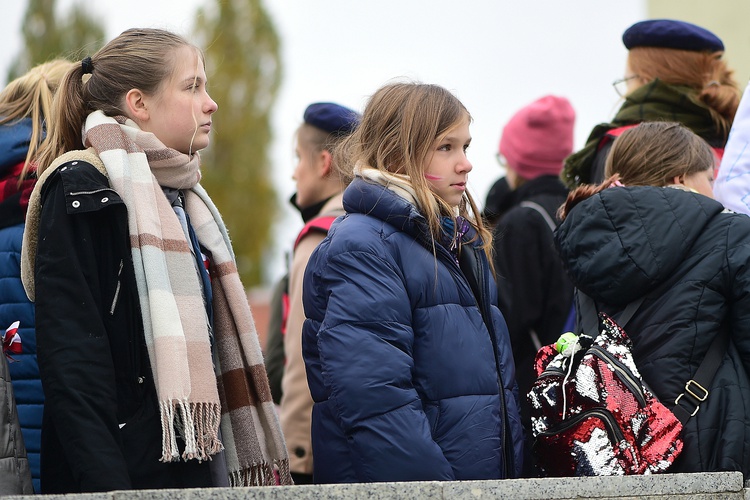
[495,153,508,168]
[612,75,640,97]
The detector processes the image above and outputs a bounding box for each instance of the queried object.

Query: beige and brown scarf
[22,110,291,486]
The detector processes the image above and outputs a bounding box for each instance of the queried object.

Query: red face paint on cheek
[424,173,443,180]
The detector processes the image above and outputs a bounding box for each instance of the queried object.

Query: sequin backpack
[527,295,683,476]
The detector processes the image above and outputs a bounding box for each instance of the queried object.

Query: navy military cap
[623,19,724,52]
[303,102,360,135]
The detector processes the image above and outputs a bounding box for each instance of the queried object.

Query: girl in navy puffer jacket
[302,82,524,483]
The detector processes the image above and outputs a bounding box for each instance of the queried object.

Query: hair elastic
[81,56,93,75]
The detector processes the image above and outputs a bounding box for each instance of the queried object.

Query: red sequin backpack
[528,294,726,476]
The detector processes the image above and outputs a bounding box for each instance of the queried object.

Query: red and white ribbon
[3,321,22,359]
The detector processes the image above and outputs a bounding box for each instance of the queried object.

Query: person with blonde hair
[302,82,524,483]
[20,29,291,492]
[0,58,74,493]
[563,19,740,188]
[555,121,750,477]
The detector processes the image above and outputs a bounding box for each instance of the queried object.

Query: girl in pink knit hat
[490,94,576,477]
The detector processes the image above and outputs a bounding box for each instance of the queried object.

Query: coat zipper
[109,259,124,315]
[537,347,646,407]
[434,241,512,478]
[589,346,646,407]
[68,187,118,196]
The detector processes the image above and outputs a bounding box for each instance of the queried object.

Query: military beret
[303,102,360,135]
[622,19,724,52]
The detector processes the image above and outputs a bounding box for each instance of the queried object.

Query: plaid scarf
[22,111,291,486]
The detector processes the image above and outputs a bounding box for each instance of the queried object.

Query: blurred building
[248,288,271,352]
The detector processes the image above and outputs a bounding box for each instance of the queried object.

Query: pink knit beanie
[499,95,575,180]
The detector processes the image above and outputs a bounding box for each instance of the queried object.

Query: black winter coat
[555,186,750,477]
[34,160,211,492]
[492,176,572,396]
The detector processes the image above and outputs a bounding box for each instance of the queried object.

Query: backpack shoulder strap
[519,200,557,232]
[294,215,337,250]
[576,291,645,336]
[596,124,638,152]
[672,331,728,424]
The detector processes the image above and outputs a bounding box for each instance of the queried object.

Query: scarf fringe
[160,400,223,463]
[228,459,292,486]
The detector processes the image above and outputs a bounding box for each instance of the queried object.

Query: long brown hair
[628,47,740,139]
[0,59,74,181]
[560,121,714,220]
[335,82,493,260]
[36,28,202,174]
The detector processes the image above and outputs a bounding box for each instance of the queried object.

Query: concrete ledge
[6,471,745,499]
[445,472,744,499]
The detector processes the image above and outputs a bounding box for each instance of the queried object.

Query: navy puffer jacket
[302,177,524,483]
[0,118,42,492]
[555,186,750,477]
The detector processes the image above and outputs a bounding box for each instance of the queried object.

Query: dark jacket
[302,177,524,483]
[0,118,42,491]
[33,159,211,493]
[0,349,33,494]
[555,186,750,476]
[483,176,516,227]
[491,175,572,473]
[493,176,572,369]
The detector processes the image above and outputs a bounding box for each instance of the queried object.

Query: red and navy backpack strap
[597,124,638,152]
[293,215,337,250]
[281,215,337,337]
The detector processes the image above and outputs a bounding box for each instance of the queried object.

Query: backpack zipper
[589,346,646,407]
[538,407,626,444]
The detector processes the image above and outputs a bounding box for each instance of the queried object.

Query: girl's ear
[125,89,149,123]
[672,175,685,185]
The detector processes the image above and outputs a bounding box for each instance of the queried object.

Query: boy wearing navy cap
[271,102,359,484]
[562,19,740,188]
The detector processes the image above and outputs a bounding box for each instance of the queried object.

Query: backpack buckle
[675,380,709,418]
[684,379,709,402]
[674,394,700,417]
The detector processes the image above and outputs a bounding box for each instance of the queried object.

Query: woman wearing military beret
[562,19,740,188]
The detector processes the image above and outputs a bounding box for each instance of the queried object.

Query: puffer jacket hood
[555,186,725,305]
[343,177,433,243]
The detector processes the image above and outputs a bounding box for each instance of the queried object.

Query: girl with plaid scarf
[20,28,290,493]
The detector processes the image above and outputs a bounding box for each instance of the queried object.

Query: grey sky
[1,0,646,282]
